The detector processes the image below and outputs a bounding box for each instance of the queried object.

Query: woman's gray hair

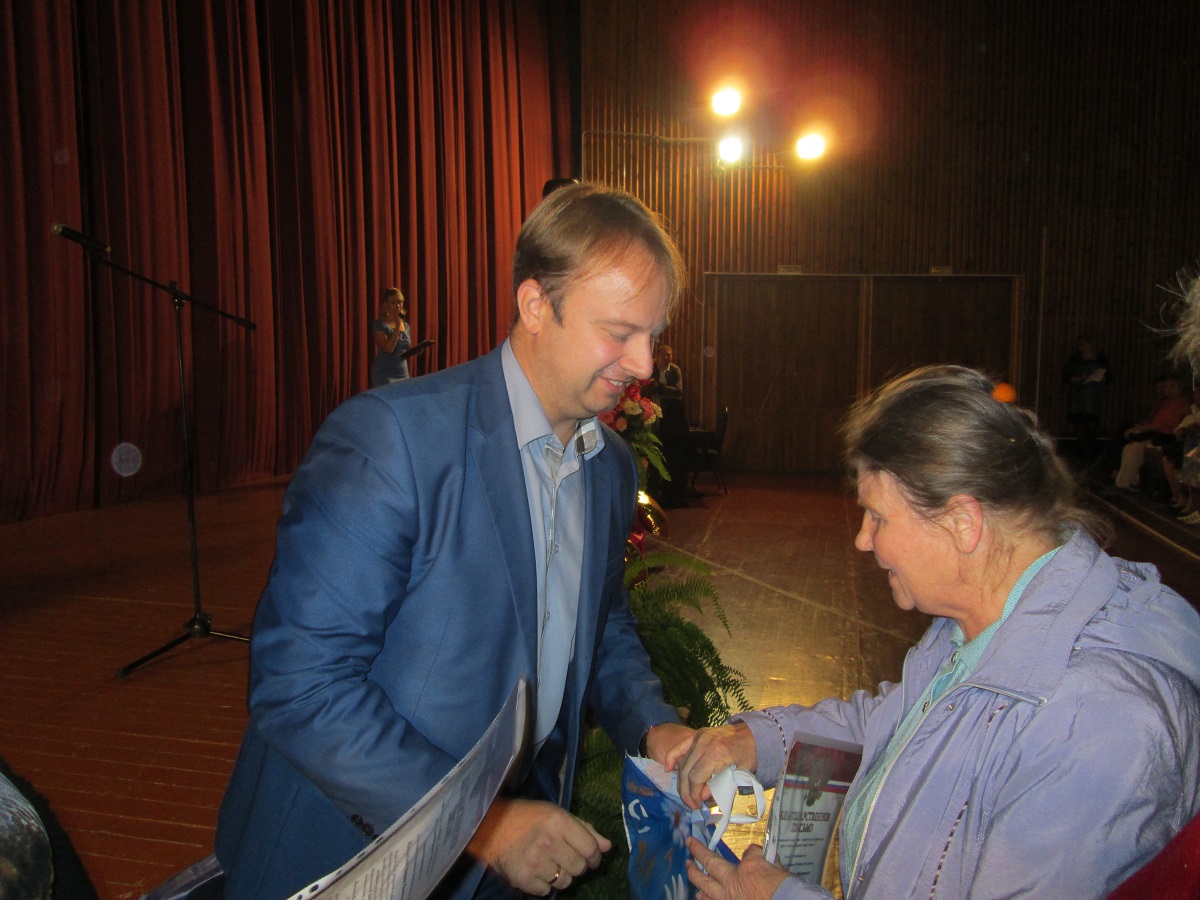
[842,365,1109,543]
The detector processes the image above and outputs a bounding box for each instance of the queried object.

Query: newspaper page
[287,680,528,900]
[762,733,862,883]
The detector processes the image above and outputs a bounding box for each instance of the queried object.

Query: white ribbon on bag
[700,764,766,850]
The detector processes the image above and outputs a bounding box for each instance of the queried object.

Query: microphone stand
[63,240,256,678]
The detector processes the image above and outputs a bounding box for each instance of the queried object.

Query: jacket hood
[969,529,1200,701]
[1078,549,1200,692]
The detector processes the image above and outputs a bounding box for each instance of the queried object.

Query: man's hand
[467,797,611,895]
[643,722,695,764]
[664,722,758,809]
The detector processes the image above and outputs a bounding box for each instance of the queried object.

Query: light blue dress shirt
[501,341,604,748]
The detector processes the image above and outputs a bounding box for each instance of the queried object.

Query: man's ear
[942,494,984,554]
[515,279,550,335]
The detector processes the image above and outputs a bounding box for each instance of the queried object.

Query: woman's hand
[686,838,790,900]
[664,722,757,809]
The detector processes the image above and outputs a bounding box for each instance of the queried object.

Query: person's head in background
[1156,373,1182,399]
[655,345,674,369]
[379,287,405,322]
[509,182,686,442]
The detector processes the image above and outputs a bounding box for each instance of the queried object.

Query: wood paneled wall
[580,0,1200,442]
[706,274,1019,473]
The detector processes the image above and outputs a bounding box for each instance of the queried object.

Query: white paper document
[287,680,528,900]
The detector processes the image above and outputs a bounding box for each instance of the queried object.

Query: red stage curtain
[0,0,570,524]
[1,2,90,520]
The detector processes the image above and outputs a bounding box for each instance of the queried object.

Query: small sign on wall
[929,265,954,275]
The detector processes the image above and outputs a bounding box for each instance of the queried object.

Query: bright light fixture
[718,136,744,163]
[796,133,826,159]
[712,88,741,116]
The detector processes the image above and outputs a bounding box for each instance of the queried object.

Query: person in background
[1061,335,1110,462]
[668,365,1200,899]
[1169,274,1200,524]
[649,344,682,400]
[1165,384,1200,523]
[1112,372,1189,491]
[216,182,693,899]
[370,287,413,387]
[645,344,687,503]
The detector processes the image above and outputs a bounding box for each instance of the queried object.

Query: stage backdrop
[701,273,1022,474]
[1,0,574,524]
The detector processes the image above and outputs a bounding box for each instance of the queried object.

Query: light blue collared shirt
[501,341,604,749]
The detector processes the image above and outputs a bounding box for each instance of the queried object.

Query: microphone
[52,223,111,254]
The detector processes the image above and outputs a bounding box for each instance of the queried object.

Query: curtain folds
[0,0,570,524]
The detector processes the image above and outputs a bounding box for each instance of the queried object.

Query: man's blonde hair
[511,182,685,325]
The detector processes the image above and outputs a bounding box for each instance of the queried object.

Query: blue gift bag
[621,756,759,900]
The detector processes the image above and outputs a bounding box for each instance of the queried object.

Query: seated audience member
[1165,384,1200,522]
[666,365,1200,899]
[1113,372,1189,490]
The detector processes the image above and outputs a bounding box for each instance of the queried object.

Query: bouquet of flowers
[599,379,668,489]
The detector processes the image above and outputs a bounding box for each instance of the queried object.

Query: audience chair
[1108,808,1200,899]
[688,407,729,494]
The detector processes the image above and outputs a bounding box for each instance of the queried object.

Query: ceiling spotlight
[718,136,744,163]
[712,88,741,117]
[796,133,827,160]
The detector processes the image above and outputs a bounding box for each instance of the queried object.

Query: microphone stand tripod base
[115,612,250,679]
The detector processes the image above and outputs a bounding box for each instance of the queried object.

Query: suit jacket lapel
[467,349,539,679]
[573,448,614,699]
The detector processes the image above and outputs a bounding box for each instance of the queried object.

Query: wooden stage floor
[1,473,1197,898]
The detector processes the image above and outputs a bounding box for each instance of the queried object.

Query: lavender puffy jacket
[738,529,1200,899]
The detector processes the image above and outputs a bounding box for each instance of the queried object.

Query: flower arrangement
[599,379,668,489]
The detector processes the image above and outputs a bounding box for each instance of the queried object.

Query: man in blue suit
[216,183,694,898]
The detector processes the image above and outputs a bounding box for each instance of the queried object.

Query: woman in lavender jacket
[670,366,1200,899]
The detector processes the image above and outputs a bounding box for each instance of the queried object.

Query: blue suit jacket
[216,346,677,899]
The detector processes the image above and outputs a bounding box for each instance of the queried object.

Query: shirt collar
[500,339,604,459]
[949,545,1062,650]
